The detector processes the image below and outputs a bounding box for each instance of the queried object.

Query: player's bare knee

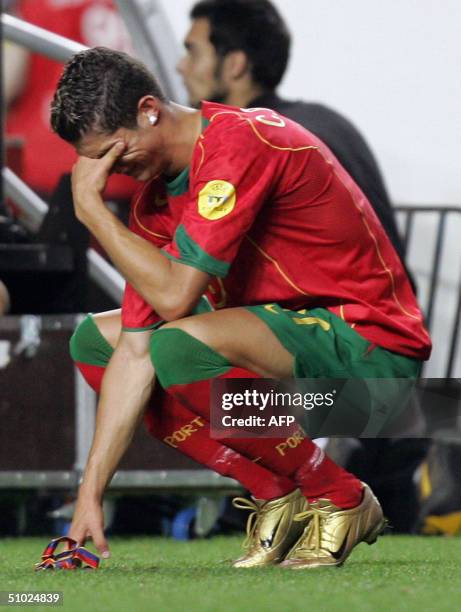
[160,317,213,347]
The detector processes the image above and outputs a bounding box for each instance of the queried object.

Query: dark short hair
[51,47,167,143]
[191,0,290,90]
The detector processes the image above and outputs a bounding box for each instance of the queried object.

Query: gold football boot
[232,488,308,568]
[280,483,387,569]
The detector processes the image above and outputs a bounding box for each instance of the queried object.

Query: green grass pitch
[1,535,461,612]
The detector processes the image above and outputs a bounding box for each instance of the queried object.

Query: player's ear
[137,95,161,129]
[223,50,249,81]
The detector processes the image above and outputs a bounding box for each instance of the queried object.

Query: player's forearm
[78,334,155,501]
[75,193,197,319]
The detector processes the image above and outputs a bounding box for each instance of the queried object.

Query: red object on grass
[34,536,100,571]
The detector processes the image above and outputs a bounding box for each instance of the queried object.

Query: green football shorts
[246,304,421,436]
[246,303,421,379]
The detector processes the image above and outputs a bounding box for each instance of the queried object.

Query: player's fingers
[68,526,87,548]
[92,528,110,559]
[101,141,126,170]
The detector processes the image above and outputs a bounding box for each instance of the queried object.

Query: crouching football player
[50,48,431,568]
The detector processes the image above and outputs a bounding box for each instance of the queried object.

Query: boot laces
[294,501,336,551]
[232,497,263,549]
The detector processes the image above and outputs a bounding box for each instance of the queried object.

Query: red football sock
[168,368,363,509]
[74,361,294,500]
[145,388,295,500]
[75,362,105,393]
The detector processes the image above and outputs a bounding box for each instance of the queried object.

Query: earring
[149,114,158,126]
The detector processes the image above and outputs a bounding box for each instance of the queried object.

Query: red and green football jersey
[122,101,431,360]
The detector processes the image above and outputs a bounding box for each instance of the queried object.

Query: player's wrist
[73,188,102,209]
[74,194,111,229]
[78,481,104,504]
[79,461,110,502]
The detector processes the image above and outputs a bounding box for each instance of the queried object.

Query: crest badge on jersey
[198,180,236,220]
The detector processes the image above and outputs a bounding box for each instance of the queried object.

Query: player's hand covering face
[72,140,126,201]
[75,121,165,186]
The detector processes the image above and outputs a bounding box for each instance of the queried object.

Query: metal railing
[396,205,461,377]
[2,13,86,61]
[114,0,187,102]
[2,3,186,101]
[0,470,239,493]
